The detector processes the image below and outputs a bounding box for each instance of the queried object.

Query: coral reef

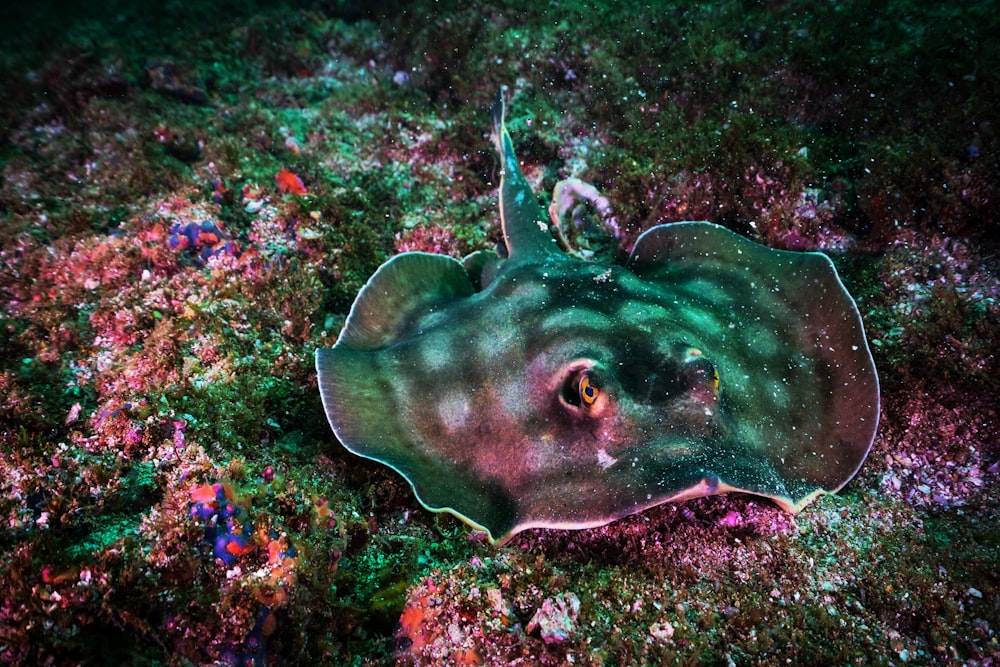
[1,0,997,665]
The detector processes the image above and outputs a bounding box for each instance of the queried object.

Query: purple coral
[548,178,621,259]
[168,220,240,265]
[188,483,254,567]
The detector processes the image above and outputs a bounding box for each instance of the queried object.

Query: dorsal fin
[490,92,559,263]
[337,252,474,351]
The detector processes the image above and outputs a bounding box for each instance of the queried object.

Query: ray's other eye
[579,373,599,405]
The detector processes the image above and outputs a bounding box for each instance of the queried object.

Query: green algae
[63,513,142,560]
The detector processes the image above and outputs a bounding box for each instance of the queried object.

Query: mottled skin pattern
[317,93,879,544]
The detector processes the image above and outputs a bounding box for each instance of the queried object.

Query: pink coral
[394,224,461,256]
[526,592,581,645]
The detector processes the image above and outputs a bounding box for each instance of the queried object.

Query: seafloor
[1,1,998,665]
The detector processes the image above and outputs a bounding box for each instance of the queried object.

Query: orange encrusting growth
[275,167,307,194]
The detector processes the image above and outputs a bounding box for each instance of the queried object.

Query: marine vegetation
[1,0,997,663]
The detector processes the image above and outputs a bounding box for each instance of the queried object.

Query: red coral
[275,167,307,195]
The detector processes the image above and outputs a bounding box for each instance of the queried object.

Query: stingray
[316,93,880,544]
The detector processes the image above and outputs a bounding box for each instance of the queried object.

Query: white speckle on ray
[495,378,531,420]
[420,341,451,370]
[438,392,471,433]
[476,321,519,360]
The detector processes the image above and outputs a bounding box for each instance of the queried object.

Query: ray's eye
[579,373,599,406]
[560,365,604,411]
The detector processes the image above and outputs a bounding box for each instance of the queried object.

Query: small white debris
[596,448,618,470]
[649,621,674,641]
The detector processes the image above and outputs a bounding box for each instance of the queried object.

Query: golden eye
[580,373,599,406]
